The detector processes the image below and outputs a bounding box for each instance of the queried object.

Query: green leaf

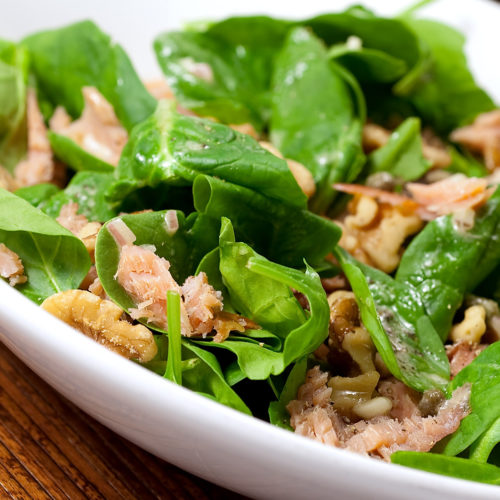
[48,132,114,173]
[391,452,500,485]
[367,117,431,181]
[14,183,59,209]
[193,175,341,268]
[144,335,251,414]
[0,188,91,303]
[329,45,407,84]
[444,342,500,457]
[108,100,306,210]
[335,248,449,392]
[95,210,219,314]
[268,357,308,429]
[396,187,500,340]
[270,27,363,213]
[22,20,156,131]
[164,291,183,385]
[154,17,290,129]
[198,221,330,380]
[470,417,500,464]
[397,19,494,134]
[42,171,117,223]
[0,40,28,170]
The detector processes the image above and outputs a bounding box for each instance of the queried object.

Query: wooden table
[0,341,243,499]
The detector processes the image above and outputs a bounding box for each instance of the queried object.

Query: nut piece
[353,396,392,419]
[41,290,157,362]
[259,141,316,198]
[449,305,487,344]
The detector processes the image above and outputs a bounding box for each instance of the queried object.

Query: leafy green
[396,187,500,340]
[268,357,308,429]
[329,45,407,83]
[270,27,363,213]
[444,342,500,457]
[335,248,449,392]
[0,40,28,170]
[193,175,341,268]
[367,117,431,181]
[14,183,59,209]
[108,100,306,209]
[0,188,91,303]
[22,20,156,131]
[145,335,251,414]
[154,17,289,129]
[42,171,117,222]
[164,291,183,385]
[470,417,500,464]
[397,18,495,134]
[48,132,115,173]
[391,452,500,485]
[197,219,330,380]
[95,210,219,312]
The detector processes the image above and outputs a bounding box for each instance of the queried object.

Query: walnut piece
[41,290,157,362]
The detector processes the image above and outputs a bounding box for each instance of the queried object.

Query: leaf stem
[164,290,183,385]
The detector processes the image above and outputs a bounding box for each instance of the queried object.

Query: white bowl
[1,1,500,498]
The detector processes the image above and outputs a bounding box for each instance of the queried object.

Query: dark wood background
[0,341,243,499]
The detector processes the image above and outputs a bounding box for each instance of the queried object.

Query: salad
[1,2,500,487]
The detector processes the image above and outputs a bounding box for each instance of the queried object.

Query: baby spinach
[14,183,59,209]
[391,452,500,485]
[0,40,28,170]
[335,248,449,392]
[397,18,494,134]
[108,100,306,209]
[197,219,330,380]
[42,171,117,223]
[164,291,183,385]
[154,17,290,129]
[396,187,500,340]
[444,342,500,457]
[367,117,431,181]
[193,175,341,268]
[95,210,219,312]
[22,20,156,131]
[270,27,364,214]
[329,45,407,84]
[145,335,251,414]
[268,357,308,429]
[0,188,91,303]
[48,132,115,173]
[470,417,500,464]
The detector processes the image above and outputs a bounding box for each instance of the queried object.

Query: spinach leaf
[391,452,500,485]
[144,335,251,414]
[154,17,290,129]
[95,210,219,311]
[48,132,115,173]
[367,117,431,181]
[447,147,489,178]
[108,100,306,209]
[193,175,341,268]
[270,27,363,214]
[268,357,308,429]
[219,218,306,337]
[470,417,500,464]
[42,171,117,222]
[396,188,500,340]
[305,8,421,70]
[444,342,500,457]
[0,188,91,303]
[22,20,156,131]
[164,291,183,385]
[397,18,495,134]
[199,220,330,380]
[335,248,449,392]
[14,183,59,209]
[0,40,28,170]
[329,45,407,84]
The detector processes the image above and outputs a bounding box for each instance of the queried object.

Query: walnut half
[41,290,157,362]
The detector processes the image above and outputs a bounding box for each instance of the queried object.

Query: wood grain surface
[0,341,243,499]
